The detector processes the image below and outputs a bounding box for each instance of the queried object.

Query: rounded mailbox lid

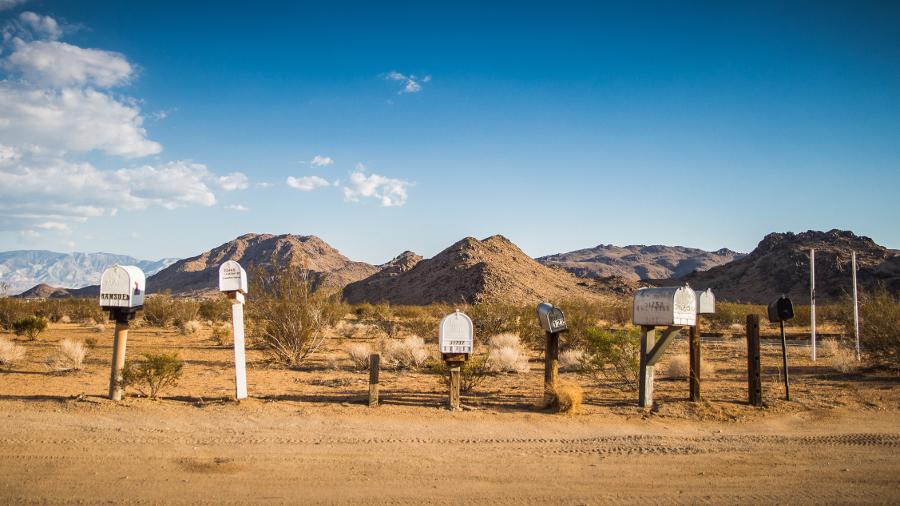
[633,286,697,326]
[218,260,248,294]
[536,302,568,333]
[694,288,716,315]
[99,265,146,309]
[439,310,474,354]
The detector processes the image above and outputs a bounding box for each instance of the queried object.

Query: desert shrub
[381,336,430,370]
[559,348,584,372]
[59,315,71,324]
[545,382,583,413]
[0,298,28,330]
[12,316,48,341]
[46,338,86,373]
[821,339,860,373]
[68,300,105,324]
[663,354,714,379]
[210,323,232,346]
[84,336,98,348]
[93,323,106,333]
[854,289,900,364]
[142,292,176,327]
[433,354,491,393]
[246,264,343,368]
[467,302,541,346]
[345,342,373,371]
[0,337,26,368]
[581,327,641,390]
[199,297,231,322]
[486,333,530,373]
[121,352,184,398]
[705,302,767,331]
[178,320,201,336]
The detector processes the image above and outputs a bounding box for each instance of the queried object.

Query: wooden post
[689,321,701,402]
[543,331,560,406]
[449,365,461,410]
[851,251,860,361]
[108,320,129,401]
[228,292,248,400]
[368,353,380,407]
[780,320,791,401]
[638,325,656,409]
[746,314,762,407]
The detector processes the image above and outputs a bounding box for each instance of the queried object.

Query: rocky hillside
[537,244,743,281]
[14,283,75,299]
[0,250,176,295]
[343,235,626,305]
[147,233,378,295]
[663,230,900,303]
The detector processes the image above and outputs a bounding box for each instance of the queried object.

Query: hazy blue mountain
[0,250,178,295]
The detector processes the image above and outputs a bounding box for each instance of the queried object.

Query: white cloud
[0,0,29,12]
[255,182,274,188]
[342,169,410,207]
[309,154,334,167]
[3,39,133,88]
[384,70,430,94]
[286,175,331,191]
[0,81,161,157]
[216,172,249,191]
[225,204,249,212]
[16,12,61,40]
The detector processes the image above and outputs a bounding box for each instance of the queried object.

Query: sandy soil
[1,322,899,504]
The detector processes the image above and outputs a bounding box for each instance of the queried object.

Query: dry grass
[822,339,860,373]
[486,333,530,373]
[59,315,71,324]
[381,336,430,370]
[663,354,715,379]
[345,342,373,370]
[210,323,232,346]
[546,382,583,413]
[46,338,86,373]
[178,320,201,336]
[93,323,105,333]
[0,337,26,368]
[559,348,584,372]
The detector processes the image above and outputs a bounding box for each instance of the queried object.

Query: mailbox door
[439,311,474,354]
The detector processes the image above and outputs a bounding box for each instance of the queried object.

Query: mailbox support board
[638,325,681,408]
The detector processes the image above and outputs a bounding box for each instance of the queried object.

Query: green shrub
[0,298,28,330]
[199,297,231,322]
[853,289,900,364]
[580,327,641,390]
[432,354,492,393]
[12,316,48,341]
[121,352,184,398]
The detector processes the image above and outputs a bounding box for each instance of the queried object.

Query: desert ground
[1,321,899,504]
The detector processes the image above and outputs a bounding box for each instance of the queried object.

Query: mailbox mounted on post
[99,265,145,320]
[218,260,248,300]
[694,289,716,315]
[439,310,474,356]
[633,286,697,327]
[767,296,794,323]
[536,303,568,333]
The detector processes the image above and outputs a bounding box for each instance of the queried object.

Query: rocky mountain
[659,230,900,304]
[14,283,76,299]
[343,235,626,305]
[146,233,378,295]
[537,244,743,281]
[0,250,177,295]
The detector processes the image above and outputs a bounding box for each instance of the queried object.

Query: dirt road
[1,398,898,504]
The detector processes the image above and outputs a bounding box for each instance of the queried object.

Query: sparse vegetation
[381,336,430,370]
[545,382,583,413]
[12,316,48,341]
[199,297,231,322]
[121,352,184,399]
[210,323,232,346]
[559,348,584,372]
[432,354,492,393]
[345,342,373,371]
[246,264,343,368]
[580,327,641,390]
[821,339,860,373]
[46,338,86,373]
[663,354,714,379]
[178,319,201,336]
[855,289,900,365]
[0,337,26,369]
[486,333,530,373]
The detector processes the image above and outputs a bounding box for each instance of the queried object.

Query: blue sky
[0,1,898,263]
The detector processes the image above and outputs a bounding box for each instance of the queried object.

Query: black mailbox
[767,296,794,323]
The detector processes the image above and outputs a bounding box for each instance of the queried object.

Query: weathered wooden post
[368,353,380,407]
[691,288,716,402]
[439,310,473,411]
[218,260,249,400]
[768,295,795,401]
[99,265,146,401]
[746,314,763,407]
[536,303,568,406]
[633,286,697,409]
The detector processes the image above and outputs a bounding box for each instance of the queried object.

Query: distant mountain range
[536,244,744,281]
[0,251,177,295]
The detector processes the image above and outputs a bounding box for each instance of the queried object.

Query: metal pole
[780,320,790,401]
[109,319,129,401]
[230,294,248,400]
[852,251,860,361]
[810,248,816,361]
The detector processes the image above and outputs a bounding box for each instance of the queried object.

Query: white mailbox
[633,286,696,326]
[218,260,248,294]
[439,310,474,354]
[99,265,146,310]
[695,288,715,315]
